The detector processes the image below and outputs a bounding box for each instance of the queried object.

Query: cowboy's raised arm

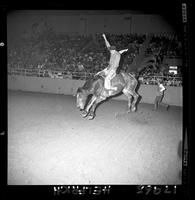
[119,49,128,54]
[102,33,111,49]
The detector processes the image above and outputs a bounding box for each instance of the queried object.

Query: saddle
[95,71,118,96]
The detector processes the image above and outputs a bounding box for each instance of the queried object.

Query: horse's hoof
[127,110,131,113]
[81,111,88,118]
[88,114,95,120]
[131,107,136,112]
[88,112,95,119]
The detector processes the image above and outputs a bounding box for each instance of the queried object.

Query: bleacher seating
[8,31,183,87]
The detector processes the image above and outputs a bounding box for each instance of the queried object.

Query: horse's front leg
[87,96,106,120]
[87,104,96,120]
[81,95,97,118]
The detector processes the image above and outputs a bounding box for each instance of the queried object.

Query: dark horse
[76,71,139,120]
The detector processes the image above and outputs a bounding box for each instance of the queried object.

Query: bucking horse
[76,71,139,120]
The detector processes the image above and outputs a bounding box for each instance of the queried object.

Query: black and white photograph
[6,5,187,188]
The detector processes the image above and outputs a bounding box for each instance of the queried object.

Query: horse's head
[76,87,88,110]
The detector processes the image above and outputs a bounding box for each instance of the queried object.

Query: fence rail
[8,67,182,86]
[8,67,94,80]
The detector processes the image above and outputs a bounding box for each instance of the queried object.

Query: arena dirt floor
[8,90,183,185]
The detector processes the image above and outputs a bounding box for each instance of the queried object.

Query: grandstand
[7,10,183,86]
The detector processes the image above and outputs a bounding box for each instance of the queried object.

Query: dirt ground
[8,90,182,185]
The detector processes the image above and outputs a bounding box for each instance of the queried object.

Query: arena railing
[8,67,182,86]
[7,67,94,80]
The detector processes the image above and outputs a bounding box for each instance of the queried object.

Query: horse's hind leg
[129,91,139,112]
[122,88,133,113]
[123,73,139,112]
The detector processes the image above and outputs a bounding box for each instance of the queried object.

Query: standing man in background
[153,79,169,110]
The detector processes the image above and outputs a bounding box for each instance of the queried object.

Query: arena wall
[8,76,182,107]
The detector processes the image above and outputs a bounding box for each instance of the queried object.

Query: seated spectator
[8,31,182,86]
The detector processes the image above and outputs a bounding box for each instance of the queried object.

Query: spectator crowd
[8,23,183,86]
